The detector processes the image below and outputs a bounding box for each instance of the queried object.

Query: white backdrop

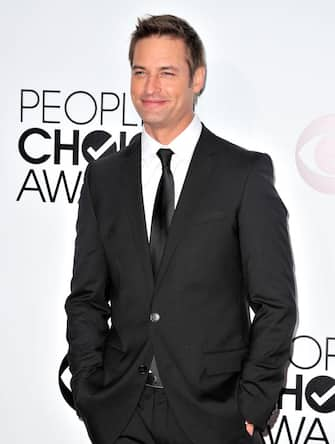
[1,1,335,443]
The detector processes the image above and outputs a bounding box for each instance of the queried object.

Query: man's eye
[134,71,145,76]
[162,71,175,76]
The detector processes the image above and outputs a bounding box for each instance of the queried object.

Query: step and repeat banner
[1,1,334,443]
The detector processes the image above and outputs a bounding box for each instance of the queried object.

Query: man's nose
[144,74,161,94]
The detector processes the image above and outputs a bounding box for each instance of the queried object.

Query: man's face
[130,35,205,139]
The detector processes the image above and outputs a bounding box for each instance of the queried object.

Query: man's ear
[192,66,206,95]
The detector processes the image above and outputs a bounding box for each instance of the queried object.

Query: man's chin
[142,117,168,130]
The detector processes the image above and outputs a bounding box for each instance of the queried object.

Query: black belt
[145,369,164,388]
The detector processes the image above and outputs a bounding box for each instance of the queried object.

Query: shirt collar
[141,114,202,166]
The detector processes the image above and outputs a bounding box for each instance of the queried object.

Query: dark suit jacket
[64,123,296,444]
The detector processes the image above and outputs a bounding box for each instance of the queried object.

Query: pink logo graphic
[296,115,335,194]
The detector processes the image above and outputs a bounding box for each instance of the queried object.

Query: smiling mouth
[141,99,168,106]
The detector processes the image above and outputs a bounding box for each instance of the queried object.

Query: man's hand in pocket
[245,421,254,436]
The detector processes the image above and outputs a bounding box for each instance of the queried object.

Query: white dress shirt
[141,114,202,242]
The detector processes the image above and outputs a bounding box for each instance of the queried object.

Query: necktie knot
[157,148,174,171]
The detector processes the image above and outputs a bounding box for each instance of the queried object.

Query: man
[64,14,296,444]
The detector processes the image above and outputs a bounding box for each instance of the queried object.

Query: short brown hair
[129,14,206,87]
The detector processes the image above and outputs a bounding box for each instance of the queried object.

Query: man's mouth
[141,98,168,107]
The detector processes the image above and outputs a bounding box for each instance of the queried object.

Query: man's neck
[144,114,194,145]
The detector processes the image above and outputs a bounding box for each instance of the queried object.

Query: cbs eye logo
[296,115,335,194]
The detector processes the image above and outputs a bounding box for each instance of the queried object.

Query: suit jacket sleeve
[64,163,110,381]
[237,152,297,430]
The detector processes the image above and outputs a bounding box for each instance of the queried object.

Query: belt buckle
[145,370,164,388]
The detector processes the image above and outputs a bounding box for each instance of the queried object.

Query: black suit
[65,124,296,444]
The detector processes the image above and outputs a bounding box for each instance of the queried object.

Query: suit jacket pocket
[71,366,104,396]
[72,366,105,414]
[203,348,247,375]
[71,366,100,392]
[70,366,101,413]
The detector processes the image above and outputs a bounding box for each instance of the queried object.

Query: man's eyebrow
[132,65,146,71]
[160,66,178,71]
[131,65,179,72]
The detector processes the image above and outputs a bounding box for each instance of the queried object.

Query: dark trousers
[115,385,193,444]
[116,385,263,444]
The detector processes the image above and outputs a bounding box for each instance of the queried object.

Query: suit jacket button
[138,364,148,374]
[150,312,160,322]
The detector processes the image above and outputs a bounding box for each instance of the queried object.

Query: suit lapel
[121,133,154,294]
[121,125,218,294]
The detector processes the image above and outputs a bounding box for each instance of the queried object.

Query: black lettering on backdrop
[122,92,138,127]
[19,128,51,164]
[16,169,82,203]
[54,129,79,165]
[18,129,129,165]
[18,88,139,203]
[42,90,61,123]
[20,89,39,122]
[278,373,335,414]
[279,375,303,410]
[305,418,329,443]
[265,416,329,444]
[289,336,335,372]
[20,89,138,126]
[291,336,322,370]
[325,338,335,371]
[16,169,46,202]
[65,91,97,125]
[44,170,82,202]
[100,92,120,125]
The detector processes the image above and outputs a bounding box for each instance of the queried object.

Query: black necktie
[149,148,175,279]
[148,148,174,387]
